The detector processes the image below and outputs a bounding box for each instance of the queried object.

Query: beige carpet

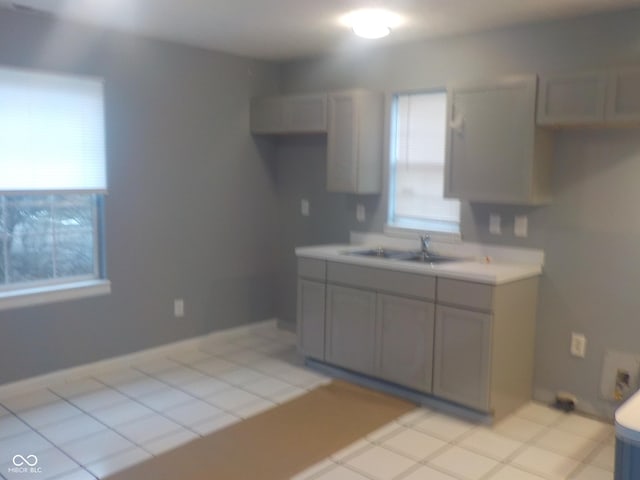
[108,380,415,480]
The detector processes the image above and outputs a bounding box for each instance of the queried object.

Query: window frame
[385,88,462,241]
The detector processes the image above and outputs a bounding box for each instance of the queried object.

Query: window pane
[0,237,5,284]
[390,91,460,232]
[55,228,94,277]
[53,194,93,228]
[0,193,98,289]
[9,232,55,283]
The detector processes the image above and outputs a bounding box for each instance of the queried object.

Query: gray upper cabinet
[445,75,552,205]
[537,71,608,126]
[537,67,640,126]
[327,90,383,194]
[250,93,327,134]
[325,284,377,375]
[606,68,640,123]
[376,294,435,393]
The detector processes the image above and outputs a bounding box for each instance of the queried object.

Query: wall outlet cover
[601,350,640,402]
[174,298,184,318]
[570,332,587,358]
[356,204,366,223]
[489,214,501,235]
[301,199,310,217]
[514,215,528,238]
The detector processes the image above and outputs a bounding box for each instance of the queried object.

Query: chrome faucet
[420,234,432,257]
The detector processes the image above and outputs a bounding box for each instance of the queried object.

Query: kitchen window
[387,90,460,236]
[0,66,109,310]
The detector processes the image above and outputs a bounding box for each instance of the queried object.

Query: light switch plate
[489,214,501,235]
[515,215,528,238]
[301,199,310,217]
[356,204,366,223]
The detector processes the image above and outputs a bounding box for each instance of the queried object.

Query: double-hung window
[0,66,108,308]
[388,90,460,235]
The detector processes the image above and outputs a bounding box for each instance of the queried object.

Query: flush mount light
[340,8,403,39]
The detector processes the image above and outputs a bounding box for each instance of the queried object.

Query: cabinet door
[537,71,608,125]
[327,93,359,192]
[325,284,376,374]
[376,295,435,393]
[606,68,640,123]
[284,94,327,133]
[250,97,284,133]
[297,279,326,359]
[445,76,538,204]
[433,306,492,411]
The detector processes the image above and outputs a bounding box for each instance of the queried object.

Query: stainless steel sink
[347,249,462,264]
[347,248,416,260]
[402,253,462,264]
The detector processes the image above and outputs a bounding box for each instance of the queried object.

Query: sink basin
[347,248,416,260]
[347,249,463,264]
[402,254,462,264]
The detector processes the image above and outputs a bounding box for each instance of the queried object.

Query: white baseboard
[0,318,278,399]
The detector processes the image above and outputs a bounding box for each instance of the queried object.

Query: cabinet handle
[450,115,464,134]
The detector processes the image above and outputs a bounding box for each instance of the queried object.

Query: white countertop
[296,244,542,285]
[616,389,640,443]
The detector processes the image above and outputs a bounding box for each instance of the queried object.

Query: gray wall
[276,8,640,417]
[0,9,280,384]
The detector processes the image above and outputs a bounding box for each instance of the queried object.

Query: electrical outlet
[356,204,366,223]
[515,215,528,238]
[489,214,501,235]
[600,350,640,402]
[301,199,310,217]
[174,298,184,318]
[570,332,587,358]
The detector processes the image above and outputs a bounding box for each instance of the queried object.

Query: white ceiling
[4,0,640,60]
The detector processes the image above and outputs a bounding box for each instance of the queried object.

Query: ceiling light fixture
[341,8,403,39]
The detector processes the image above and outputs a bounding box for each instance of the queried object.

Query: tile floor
[0,323,616,480]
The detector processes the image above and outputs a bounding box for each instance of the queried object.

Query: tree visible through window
[0,194,97,288]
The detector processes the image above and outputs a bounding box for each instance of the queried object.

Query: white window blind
[0,67,106,193]
[389,91,459,232]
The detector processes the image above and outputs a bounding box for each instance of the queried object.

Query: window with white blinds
[0,66,108,306]
[388,91,460,233]
[0,67,106,193]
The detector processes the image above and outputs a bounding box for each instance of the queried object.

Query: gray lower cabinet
[297,279,326,359]
[325,284,377,375]
[433,305,492,411]
[296,257,538,420]
[376,294,435,393]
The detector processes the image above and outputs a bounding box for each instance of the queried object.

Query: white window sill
[0,280,111,312]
